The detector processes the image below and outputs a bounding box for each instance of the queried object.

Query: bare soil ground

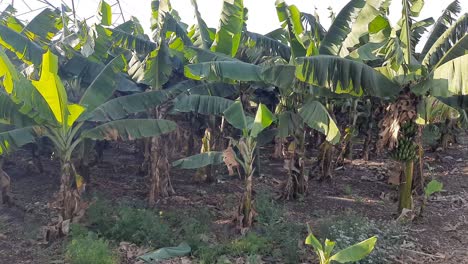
[0,138,467,263]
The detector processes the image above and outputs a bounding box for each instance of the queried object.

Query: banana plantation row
[0,0,466,242]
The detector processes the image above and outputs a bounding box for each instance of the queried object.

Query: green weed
[255,191,284,225]
[255,191,304,263]
[109,207,172,247]
[228,233,271,256]
[66,230,118,264]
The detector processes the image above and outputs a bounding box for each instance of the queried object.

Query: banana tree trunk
[58,161,80,220]
[362,124,373,161]
[148,107,174,206]
[399,160,414,211]
[282,135,308,200]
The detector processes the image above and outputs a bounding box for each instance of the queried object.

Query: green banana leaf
[299,100,340,145]
[318,0,365,56]
[211,0,245,57]
[190,0,213,49]
[174,95,234,115]
[420,0,461,58]
[422,14,467,69]
[79,54,128,113]
[0,24,44,65]
[185,61,263,82]
[172,151,224,169]
[138,242,191,263]
[330,236,377,263]
[82,119,177,141]
[295,56,399,97]
[21,8,63,47]
[0,126,39,155]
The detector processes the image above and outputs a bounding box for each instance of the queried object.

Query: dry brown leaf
[223,146,239,176]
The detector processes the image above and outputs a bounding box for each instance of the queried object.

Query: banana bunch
[401,121,416,137]
[390,137,418,161]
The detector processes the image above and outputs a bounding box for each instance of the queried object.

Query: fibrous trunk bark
[399,160,414,212]
[281,137,308,200]
[148,107,174,206]
[46,161,86,241]
[318,141,334,180]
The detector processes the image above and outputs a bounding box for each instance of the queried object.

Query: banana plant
[0,50,177,237]
[366,1,466,212]
[305,229,377,264]
[174,101,274,230]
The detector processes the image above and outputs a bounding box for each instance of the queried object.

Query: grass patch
[85,195,305,263]
[317,214,404,263]
[255,191,305,263]
[66,225,118,264]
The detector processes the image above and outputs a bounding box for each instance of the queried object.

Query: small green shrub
[87,197,115,235]
[87,197,173,248]
[178,209,211,250]
[110,207,172,247]
[196,244,228,264]
[228,233,271,256]
[66,231,118,264]
[255,191,284,225]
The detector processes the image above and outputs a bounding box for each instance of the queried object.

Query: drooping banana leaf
[0,126,39,155]
[184,46,236,63]
[211,0,245,57]
[161,13,193,47]
[110,28,157,55]
[83,79,193,121]
[21,8,63,47]
[223,101,248,132]
[420,0,461,58]
[79,54,127,113]
[433,34,468,68]
[186,82,238,98]
[172,151,224,169]
[318,0,366,56]
[278,111,302,138]
[0,5,25,33]
[414,54,468,106]
[295,55,399,97]
[336,0,383,58]
[300,12,326,40]
[174,95,234,115]
[184,61,263,82]
[416,96,460,125]
[410,18,435,52]
[422,14,467,69]
[261,64,295,91]
[61,49,141,93]
[242,31,291,61]
[0,93,35,127]
[299,99,340,145]
[83,90,173,122]
[82,119,177,141]
[0,24,44,65]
